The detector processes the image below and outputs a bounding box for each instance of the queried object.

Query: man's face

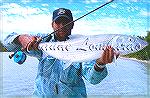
[52,17,73,41]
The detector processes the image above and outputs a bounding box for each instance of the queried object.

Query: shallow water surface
[1,52,148,96]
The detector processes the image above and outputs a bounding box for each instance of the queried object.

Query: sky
[0,0,150,41]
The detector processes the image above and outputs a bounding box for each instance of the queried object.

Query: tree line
[0,31,150,60]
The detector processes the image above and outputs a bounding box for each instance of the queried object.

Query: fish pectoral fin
[113,53,118,66]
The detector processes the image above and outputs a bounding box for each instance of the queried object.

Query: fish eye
[135,43,141,50]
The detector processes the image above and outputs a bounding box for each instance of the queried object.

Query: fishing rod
[9,0,115,64]
[42,0,114,40]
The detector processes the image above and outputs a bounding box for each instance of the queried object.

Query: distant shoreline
[120,57,150,65]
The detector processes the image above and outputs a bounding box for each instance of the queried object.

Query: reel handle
[9,53,15,59]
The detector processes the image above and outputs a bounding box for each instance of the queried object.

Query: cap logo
[58,9,66,15]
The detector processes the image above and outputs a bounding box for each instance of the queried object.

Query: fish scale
[39,34,148,62]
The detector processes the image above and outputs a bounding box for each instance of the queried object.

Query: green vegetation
[0,40,7,52]
[124,31,150,60]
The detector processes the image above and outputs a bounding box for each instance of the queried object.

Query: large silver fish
[38,34,148,62]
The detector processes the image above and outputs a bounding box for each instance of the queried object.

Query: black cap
[52,8,73,22]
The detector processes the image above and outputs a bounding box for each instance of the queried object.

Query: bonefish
[38,34,148,62]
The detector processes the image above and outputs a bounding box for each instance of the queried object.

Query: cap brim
[53,15,71,22]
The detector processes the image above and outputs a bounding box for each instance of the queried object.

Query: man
[3,8,118,98]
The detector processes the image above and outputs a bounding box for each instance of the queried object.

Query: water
[1,52,149,96]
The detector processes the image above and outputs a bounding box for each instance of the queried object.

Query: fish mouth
[140,39,148,48]
[144,42,148,49]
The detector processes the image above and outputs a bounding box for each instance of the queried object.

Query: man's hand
[18,34,40,51]
[95,46,119,71]
[96,46,115,65]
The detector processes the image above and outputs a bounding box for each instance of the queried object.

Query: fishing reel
[8,34,52,65]
[8,36,42,65]
[9,51,27,65]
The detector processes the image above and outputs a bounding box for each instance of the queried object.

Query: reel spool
[9,51,27,64]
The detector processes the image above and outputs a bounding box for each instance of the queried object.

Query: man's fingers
[108,46,114,63]
[104,47,109,62]
[32,41,39,50]
[26,37,40,51]
[102,47,108,63]
[102,46,115,64]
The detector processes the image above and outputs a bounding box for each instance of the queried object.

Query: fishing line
[26,0,115,52]
[9,0,115,64]
[40,0,114,40]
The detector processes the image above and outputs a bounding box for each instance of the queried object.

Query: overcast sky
[0,0,150,41]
